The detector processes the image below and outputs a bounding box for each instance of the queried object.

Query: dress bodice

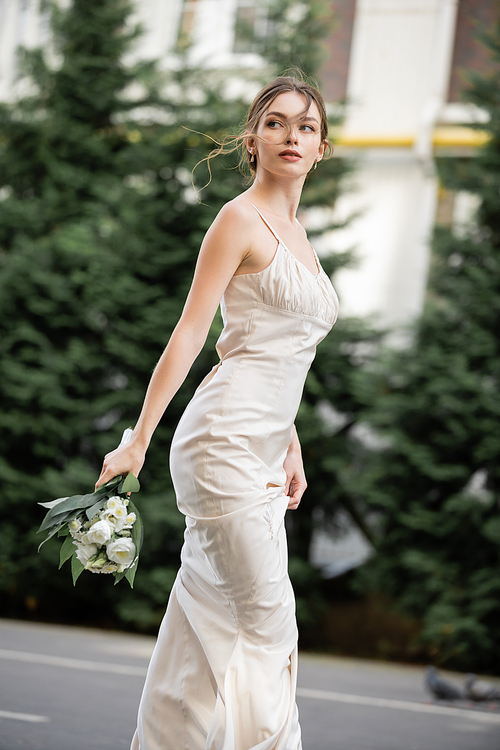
[215,205,338,364]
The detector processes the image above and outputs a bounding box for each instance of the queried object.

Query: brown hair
[192,73,332,190]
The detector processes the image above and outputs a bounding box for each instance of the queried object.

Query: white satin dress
[131,205,338,750]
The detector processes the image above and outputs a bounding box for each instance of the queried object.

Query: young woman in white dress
[96,76,338,750]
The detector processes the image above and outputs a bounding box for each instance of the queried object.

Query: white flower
[103,504,128,532]
[69,517,84,539]
[75,543,98,566]
[122,512,136,529]
[86,519,112,545]
[100,563,118,574]
[113,504,127,521]
[106,496,123,511]
[107,537,136,566]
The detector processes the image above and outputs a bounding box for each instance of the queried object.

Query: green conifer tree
[0,0,248,627]
[352,20,500,671]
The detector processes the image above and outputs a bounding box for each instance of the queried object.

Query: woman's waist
[173,391,296,446]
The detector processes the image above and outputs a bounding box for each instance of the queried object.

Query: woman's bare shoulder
[212,196,257,230]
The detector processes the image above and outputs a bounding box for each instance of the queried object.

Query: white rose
[106,537,136,566]
[125,512,136,526]
[86,519,112,545]
[75,543,98,566]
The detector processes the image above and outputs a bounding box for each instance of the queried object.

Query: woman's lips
[279,151,301,162]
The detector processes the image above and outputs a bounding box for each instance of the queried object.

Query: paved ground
[1,619,499,750]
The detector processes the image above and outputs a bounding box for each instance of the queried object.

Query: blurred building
[0,0,498,330]
[318,0,497,328]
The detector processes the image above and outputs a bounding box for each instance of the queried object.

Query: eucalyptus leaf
[57,526,70,537]
[128,499,144,555]
[120,473,140,494]
[124,558,138,588]
[114,556,138,588]
[37,510,72,538]
[40,475,123,530]
[59,534,76,569]
[97,476,122,494]
[39,492,96,529]
[85,497,107,521]
[38,496,70,509]
[71,555,85,586]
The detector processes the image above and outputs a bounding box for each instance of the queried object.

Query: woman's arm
[95,201,254,488]
[283,425,307,510]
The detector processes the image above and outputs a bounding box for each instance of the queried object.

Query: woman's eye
[301,124,315,132]
[267,120,282,128]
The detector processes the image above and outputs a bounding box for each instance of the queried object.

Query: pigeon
[464,674,500,701]
[425,666,464,700]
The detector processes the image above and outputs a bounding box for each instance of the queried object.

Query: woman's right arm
[95,201,253,488]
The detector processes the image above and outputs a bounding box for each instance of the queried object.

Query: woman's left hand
[283,427,307,510]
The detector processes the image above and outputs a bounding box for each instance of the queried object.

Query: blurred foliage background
[0,0,499,674]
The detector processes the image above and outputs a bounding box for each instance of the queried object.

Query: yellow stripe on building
[332,128,489,148]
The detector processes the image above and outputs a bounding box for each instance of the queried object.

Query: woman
[96,75,339,750]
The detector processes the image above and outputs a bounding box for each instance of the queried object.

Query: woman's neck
[244,172,305,225]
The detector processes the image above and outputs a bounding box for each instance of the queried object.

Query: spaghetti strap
[248,203,284,246]
[249,202,321,277]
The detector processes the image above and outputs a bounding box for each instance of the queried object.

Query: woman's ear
[244,135,255,155]
[317,139,328,162]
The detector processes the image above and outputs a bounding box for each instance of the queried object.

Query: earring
[249,150,255,163]
[313,159,318,170]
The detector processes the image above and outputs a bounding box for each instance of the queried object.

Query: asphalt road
[1,619,499,750]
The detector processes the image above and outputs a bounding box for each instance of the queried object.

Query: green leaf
[124,558,138,588]
[128,498,144,555]
[71,555,85,586]
[120,473,140,494]
[38,492,95,531]
[57,526,70,537]
[114,556,138,588]
[38,496,70,509]
[39,476,123,532]
[96,476,122,494]
[85,497,107,521]
[37,514,72,550]
[59,534,76,569]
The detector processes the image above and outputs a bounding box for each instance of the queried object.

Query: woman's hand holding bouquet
[37,429,144,587]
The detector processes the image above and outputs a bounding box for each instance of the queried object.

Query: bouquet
[37,429,143,587]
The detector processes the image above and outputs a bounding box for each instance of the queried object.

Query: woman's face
[249,91,326,179]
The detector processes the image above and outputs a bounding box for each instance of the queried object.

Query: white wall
[325,0,459,327]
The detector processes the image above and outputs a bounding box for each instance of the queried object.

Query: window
[233,0,268,54]
[176,0,201,52]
